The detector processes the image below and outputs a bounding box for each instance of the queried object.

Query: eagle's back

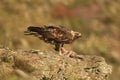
[42,26,73,43]
[27,26,73,44]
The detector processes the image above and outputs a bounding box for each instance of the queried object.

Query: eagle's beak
[78,33,82,37]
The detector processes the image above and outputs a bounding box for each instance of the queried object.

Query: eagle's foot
[61,48,84,60]
[60,47,73,57]
[63,51,73,57]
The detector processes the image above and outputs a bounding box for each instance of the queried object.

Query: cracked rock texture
[0,47,112,80]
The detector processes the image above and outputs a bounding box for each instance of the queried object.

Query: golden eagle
[24,25,81,54]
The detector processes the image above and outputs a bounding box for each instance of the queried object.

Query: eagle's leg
[55,43,60,51]
[59,43,64,55]
[55,43,63,55]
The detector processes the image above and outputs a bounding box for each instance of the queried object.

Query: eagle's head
[71,31,82,40]
[74,32,82,39]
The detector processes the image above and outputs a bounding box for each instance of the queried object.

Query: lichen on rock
[0,47,112,80]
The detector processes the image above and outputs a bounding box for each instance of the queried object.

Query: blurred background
[0,0,120,80]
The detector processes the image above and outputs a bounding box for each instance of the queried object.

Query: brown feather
[24,25,81,51]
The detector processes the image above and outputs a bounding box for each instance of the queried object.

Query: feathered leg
[55,43,60,51]
[55,43,63,55]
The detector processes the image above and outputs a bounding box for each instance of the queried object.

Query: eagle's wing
[24,26,73,43]
[42,26,72,42]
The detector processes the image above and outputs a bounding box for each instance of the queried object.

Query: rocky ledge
[0,47,112,80]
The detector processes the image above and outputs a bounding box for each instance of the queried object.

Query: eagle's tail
[24,26,43,35]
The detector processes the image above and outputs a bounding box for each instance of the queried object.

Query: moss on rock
[0,47,112,80]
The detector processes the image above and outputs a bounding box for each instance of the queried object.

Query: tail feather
[27,26,43,34]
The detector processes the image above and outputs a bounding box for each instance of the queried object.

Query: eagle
[24,25,81,55]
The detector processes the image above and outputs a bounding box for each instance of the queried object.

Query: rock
[0,47,112,80]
